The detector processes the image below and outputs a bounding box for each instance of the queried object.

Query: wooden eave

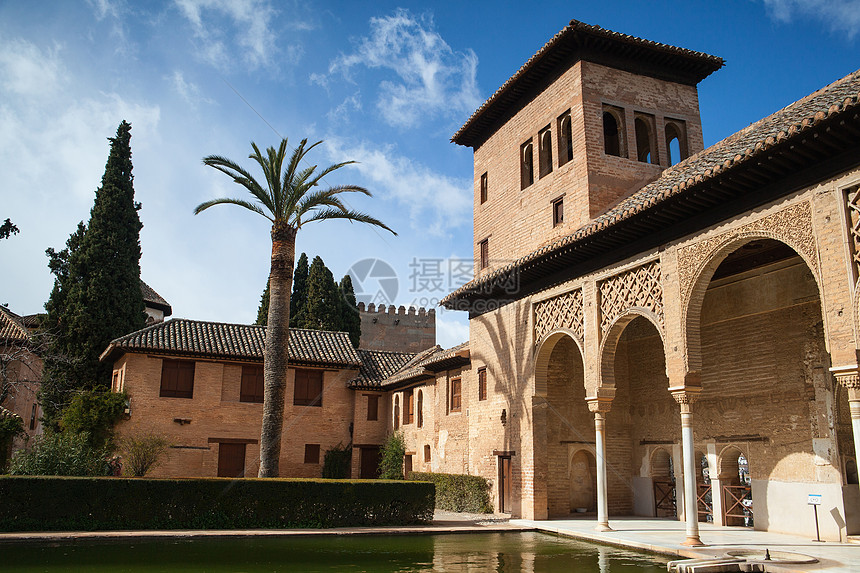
[448,108,860,317]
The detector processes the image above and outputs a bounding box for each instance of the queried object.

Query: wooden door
[217,442,246,478]
[499,456,512,513]
[360,446,380,479]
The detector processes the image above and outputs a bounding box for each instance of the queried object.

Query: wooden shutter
[294,369,323,406]
[160,359,194,398]
[240,364,264,403]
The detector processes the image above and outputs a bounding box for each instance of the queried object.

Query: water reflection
[2,532,667,572]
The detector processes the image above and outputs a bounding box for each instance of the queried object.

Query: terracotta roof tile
[100,318,362,368]
[443,68,860,306]
[140,280,172,316]
[0,307,31,344]
[379,342,471,388]
[453,19,723,147]
[349,349,417,389]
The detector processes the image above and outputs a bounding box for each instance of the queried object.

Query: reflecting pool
[1,531,668,572]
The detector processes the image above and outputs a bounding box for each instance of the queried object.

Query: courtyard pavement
[512,516,860,573]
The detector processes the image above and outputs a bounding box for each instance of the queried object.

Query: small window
[552,197,564,228]
[394,395,400,429]
[520,139,534,189]
[405,389,414,425]
[304,444,321,464]
[29,403,37,431]
[665,119,688,166]
[478,368,487,401]
[557,111,573,166]
[479,239,489,270]
[404,454,413,477]
[293,369,323,407]
[539,126,553,178]
[480,172,488,204]
[450,377,462,412]
[240,364,265,403]
[112,371,119,392]
[634,113,658,164]
[160,359,195,399]
[424,444,431,463]
[367,394,379,421]
[417,390,424,428]
[602,106,625,157]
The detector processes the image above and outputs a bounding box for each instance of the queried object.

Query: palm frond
[203,154,276,215]
[193,197,272,221]
[301,208,397,235]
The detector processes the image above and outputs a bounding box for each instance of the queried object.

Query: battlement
[357,303,436,353]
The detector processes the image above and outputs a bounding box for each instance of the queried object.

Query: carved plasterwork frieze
[598,260,663,334]
[677,201,817,304]
[534,288,583,345]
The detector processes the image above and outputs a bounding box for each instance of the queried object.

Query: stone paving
[512,516,860,573]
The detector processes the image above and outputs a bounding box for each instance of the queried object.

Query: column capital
[670,386,702,414]
[831,365,860,391]
[586,386,615,413]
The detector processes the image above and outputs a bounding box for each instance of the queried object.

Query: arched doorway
[651,448,676,518]
[569,449,597,513]
[600,313,676,518]
[719,446,753,527]
[535,332,591,517]
[685,237,835,534]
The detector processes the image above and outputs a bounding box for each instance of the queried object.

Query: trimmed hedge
[408,472,492,513]
[0,476,435,532]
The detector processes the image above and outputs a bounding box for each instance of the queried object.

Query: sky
[1,0,859,349]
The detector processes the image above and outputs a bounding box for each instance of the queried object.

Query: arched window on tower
[520,139,534,189]
[635,113,658,164]
[665,119,688,166]
[539,126,553,178]
[602,106,625,157]
[557,110,573,166]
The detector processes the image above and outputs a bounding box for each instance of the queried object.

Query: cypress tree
[255,284,270,326]
[299,256,342,332]
[40,121,145,428]
[289,253,309,328]
[339,274,361,348]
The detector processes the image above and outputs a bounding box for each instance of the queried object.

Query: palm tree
[195,138,395,477]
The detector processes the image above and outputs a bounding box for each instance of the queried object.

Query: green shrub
[378,431,405,479]
[60,391,127,448]
[119,433,170,477]
[0,477,435,531]
[0,411,24,472]
[409,472,493,513]
[321,443,351,478]
[9,432,112,476]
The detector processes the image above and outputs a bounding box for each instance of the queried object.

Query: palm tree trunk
[258,222,296,477]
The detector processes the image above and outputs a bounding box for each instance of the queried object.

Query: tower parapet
[357,302,436,353]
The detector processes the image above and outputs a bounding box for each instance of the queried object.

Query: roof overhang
[444,104,860,315]
[453,20,723,148]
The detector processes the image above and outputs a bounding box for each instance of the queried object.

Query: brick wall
[358,303,435,353]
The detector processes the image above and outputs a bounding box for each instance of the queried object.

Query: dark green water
[0,532,668,572]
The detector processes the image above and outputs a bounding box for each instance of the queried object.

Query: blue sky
[1,0,859,348]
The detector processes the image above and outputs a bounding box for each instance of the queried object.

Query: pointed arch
[534,329,585,397]
[598,308,667,390]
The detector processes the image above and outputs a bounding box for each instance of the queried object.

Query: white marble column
[587,396,613,532]
[833,368,860,492]
[672,388,704,546]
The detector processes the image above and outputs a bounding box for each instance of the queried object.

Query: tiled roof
[443,68,860,307]
[453,19,723,147]
[140,280,172,316]
[349,349,417,389]
[380,343,471,388]
[100,318,362,368]
[0,307,31,344]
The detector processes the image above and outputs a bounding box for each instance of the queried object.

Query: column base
[681,536,705,547]
[594,523,613,532]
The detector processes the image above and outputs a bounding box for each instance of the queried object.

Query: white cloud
[327,92,362,123]
[169,70,214,107]
[88,0,121,20]
[327,9,481,127]
[762,0,860,39]
[324,138,472,237]
[173,0,288,70]
[0,38,65,98]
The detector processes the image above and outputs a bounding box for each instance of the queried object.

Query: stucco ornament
[534,288,583,345]
[599,260,664,333]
